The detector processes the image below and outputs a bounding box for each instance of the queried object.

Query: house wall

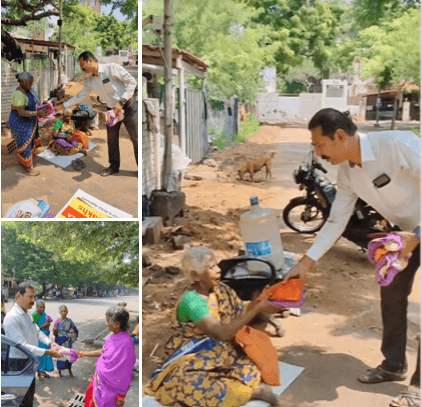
[1,58,57,122]
[278,96,300,121]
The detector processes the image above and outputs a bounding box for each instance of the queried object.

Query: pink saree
[86,331,136,407]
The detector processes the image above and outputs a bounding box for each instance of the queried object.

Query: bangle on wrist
[79,351,84,358]
[413,226,420,239]
[117,394,125,402]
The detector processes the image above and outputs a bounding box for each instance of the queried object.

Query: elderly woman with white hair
[9,71,50,176]
[47,107,89,156]
[31,299,55,381]
[146,247,285,407]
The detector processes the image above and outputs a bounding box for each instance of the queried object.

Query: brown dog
[238,151,276,181]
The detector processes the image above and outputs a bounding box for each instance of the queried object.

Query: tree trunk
[162,0,173,191]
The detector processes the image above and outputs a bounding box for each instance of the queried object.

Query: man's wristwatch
[413,226,421,239]
[119,98,127,105]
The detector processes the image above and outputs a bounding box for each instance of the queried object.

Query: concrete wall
[278,96,300,121]
[257,92,286,123]
[299,93,323,121]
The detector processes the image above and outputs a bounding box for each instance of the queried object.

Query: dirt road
[142,124,420,407]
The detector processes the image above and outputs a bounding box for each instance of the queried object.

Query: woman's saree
[9,89,41,168]
[32,311,54,373]
[145,283,261,407]
[85,331,136,407]
[54,317,78,370]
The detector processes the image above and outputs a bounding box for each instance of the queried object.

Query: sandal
[390,391,420,406]
[25,167,40,176]
[72,159,83,171]
[358,365,407,384]
[101,167,119,177]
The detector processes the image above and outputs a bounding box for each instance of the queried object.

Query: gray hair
[63,107,72,116]
[15,71,33,84]
[105,306,129,331]
[59,305,68,312]
[181,247,215,280]
[16,282,35,297]
[35,299,45,308]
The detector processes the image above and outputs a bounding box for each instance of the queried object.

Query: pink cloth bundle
[51,346,79,363]
[45,315,53,323]
[37,102,56,122]
[271,289,306,308]
[367,233,410,287]
[105,109,124,127]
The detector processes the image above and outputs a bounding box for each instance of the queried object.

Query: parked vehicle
[282,151,397,251]
[1,335,39,406]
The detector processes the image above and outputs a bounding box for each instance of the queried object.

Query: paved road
[4,296,139,407]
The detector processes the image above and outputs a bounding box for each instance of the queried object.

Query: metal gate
[185,88,208,163]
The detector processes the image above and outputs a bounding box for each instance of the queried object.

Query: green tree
[239,0,342,78]
[143,0,272,102]
[1,224,98,298]
[18,221,139,288]
[2,0,80,29]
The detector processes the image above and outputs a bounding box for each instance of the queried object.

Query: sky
[101,3,126,21]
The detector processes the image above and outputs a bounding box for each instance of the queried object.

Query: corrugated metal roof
[12,34,76,50]
[142,44,208,73]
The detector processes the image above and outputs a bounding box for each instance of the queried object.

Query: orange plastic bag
[235,326,280,386]
[263,277,303,302]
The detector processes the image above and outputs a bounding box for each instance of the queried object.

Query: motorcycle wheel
[283,197,327,233]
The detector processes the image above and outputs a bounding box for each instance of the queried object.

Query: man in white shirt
[3,282,62,407]
[56,51,138,177]
[285,108,420,387]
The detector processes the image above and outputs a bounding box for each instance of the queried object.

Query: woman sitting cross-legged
[145,247,285,407]
[47,108,89,156]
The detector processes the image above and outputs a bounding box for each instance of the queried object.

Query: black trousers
[19,377,35,407]
[106,99,138,171]
[380,244,420,380]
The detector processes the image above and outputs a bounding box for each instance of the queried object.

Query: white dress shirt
[307,131,420,261]
[63,63,137,109]
[3,303,52,358]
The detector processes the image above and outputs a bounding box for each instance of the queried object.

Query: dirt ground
[142,124,420,406]
[1,74,138,217]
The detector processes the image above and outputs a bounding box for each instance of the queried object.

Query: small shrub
[410,128,420,137]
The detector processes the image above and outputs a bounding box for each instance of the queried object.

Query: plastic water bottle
[239,196,284,271]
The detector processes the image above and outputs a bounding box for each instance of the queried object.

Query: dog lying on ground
[238,151,276,181]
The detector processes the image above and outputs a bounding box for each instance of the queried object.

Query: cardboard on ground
[142,361,305,407]
[56,189,132,218]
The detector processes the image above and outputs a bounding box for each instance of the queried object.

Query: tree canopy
[1,222,139,294]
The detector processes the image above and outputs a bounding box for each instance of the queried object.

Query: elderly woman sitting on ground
[146,247,284,407]
[47,107,89,156]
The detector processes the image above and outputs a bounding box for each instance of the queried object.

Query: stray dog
[238,151,276,181]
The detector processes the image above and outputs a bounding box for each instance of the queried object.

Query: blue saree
[32,311,54,373]
[9,87,41,168]
[54,317,79,370]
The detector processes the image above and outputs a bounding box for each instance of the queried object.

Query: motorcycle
[282,151,397,251]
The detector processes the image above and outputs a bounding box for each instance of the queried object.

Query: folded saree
[368,233,410,287]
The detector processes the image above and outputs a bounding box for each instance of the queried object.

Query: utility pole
[162,0,173,191]
[57,0,63,87]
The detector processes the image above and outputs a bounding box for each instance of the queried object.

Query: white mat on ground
[38,143,96,168]
[142,361,304,407]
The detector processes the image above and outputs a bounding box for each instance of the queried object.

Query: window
[1,342,30,374]
[80,0,85,5]
[90,0,96,6]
